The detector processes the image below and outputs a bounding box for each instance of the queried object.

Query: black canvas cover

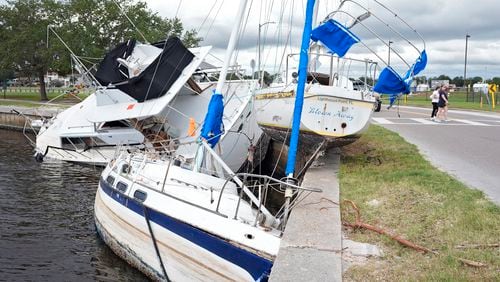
[95,37,195,102]
[95,39,137,85]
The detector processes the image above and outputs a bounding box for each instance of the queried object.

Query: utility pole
[464,34,470,102]
[388,40,393,66]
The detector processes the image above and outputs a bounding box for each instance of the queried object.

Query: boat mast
[215,0,249,96]
[281,0,316,226]
[285,0,317,178]
[199,0,248,148]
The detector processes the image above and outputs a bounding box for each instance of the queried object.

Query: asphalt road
[371,105,500,205]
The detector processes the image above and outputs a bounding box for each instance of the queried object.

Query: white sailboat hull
[94,164,277,281]
[255,84,375,148]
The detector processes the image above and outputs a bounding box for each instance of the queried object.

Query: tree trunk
[39,72,48,101]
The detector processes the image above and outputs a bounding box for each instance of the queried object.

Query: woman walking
[437,85,449,122]
[430,86,440,121]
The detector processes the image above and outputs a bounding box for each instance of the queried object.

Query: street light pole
[258,21,275,86]
[388,40,393,66]
[464,34,470,102]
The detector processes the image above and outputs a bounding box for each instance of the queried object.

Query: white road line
[411,118,435,125]
[372,118,394,124]
[452,119,491,126]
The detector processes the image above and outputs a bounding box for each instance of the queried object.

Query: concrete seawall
[0,106,58,132]
[270,148,342,281]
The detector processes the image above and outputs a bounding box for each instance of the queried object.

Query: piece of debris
[342,235,383,273]
[366,199,381,207]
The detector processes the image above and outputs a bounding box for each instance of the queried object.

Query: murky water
[0,129,148,281]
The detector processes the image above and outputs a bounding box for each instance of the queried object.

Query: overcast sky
[145,0,500,80]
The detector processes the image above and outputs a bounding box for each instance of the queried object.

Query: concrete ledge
[270,148,342,281]
[0,105,59,133]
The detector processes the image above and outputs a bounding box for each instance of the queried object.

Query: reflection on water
[0,130,148,281]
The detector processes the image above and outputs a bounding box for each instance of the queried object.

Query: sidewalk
[270,148,342,281]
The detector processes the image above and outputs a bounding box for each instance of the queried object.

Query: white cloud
[145,0,500,79]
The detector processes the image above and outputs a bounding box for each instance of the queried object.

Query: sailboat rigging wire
[232,0,254,76]
[133,0,184,130]
[203,0,225,40]
[111,0,148,43]
[46,25,102,87]
[372,0,426,50]
[328,0,425,53]
[271,0,290,77]
[196,0,219,33]
[270,121,291,178]
[327,10,409,68]
[259,0,276,83]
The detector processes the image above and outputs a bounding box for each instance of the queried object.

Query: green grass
[0,87,89,108]
[390,90,500,113]
[340,125,500,281]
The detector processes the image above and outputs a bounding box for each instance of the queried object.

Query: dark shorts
[438,101,446,108]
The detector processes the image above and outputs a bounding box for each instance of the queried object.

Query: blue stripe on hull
[99,178,273,281]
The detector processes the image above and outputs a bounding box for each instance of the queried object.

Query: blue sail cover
[200,93,224,147]
[311,19,360,57]
[373,66,411,95]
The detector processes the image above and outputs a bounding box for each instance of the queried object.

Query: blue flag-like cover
[404,49,428,80]
[373,66,411,95]
[311,19,360,57]
[412,49,427,76]
[200,93,224,147]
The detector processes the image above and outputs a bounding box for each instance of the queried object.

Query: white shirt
[430,90,439,103]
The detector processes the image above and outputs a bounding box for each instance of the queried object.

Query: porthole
[106,175,115,186]
[134,190,147,202]
[245,233,254,240]
[116,181,128,193]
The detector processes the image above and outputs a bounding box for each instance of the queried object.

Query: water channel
[0,129,148,281]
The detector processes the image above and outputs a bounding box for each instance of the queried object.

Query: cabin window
[92,137,108,146]
[61,137,88,150]
[101,120,131,129]
[133,190,147,202]
[61,137,106,149]
[116,181,128,193]
[106,175,115,186]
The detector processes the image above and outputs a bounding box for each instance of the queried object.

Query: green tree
[414,76,427,85]
[489,77,500,85]
[470,76,483,85]
[436,74,451,81]
[358,76,374,86]
[451,76,464,87]
[0,0,65,100]
[0,0,201,101]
